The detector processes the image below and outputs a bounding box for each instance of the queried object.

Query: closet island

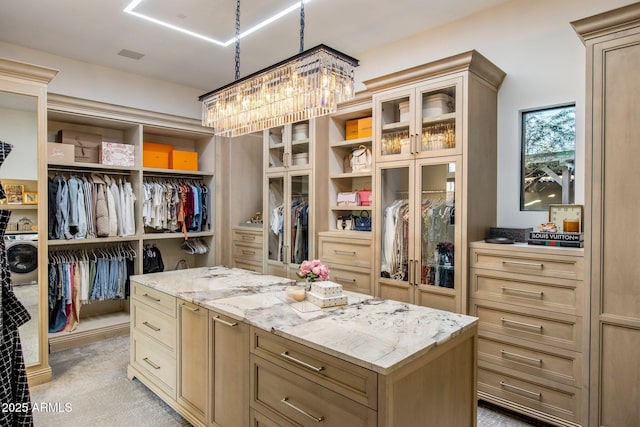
[127,266,478,427]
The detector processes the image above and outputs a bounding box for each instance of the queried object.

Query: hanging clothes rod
[143,173,206,180]
[48,166,132,176]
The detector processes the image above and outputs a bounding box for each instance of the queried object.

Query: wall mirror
[520,103,576,211]
[0,90,40,367]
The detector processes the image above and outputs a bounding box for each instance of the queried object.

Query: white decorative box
[311,281,343,297]
[100,142,135,167]
[306,292,348,308]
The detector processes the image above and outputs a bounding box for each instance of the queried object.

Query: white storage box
[292,123,309,141]
[100,142,135,167]
[423,94,453,117]
[306,291,348,308]
[310,281,343,297]
[399,101,410,122]
[292,152,308,166]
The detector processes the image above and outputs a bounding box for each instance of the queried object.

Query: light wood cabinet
[469,242,586,426]
[130,283,177,399]
[263,118,328,280]
[572,4,640,426]
[0,57,57,386]
[45,94,216,351]
[178,300,208,424]
[209,310,250,427]
[232,226,264,272]
[317,234,373,295]
[366,51,505,314]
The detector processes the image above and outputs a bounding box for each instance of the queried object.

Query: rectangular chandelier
[199,44,359,137]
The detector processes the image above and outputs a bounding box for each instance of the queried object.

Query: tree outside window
[521,104,576,211]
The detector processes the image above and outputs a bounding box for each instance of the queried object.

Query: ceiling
[0,0,511,92]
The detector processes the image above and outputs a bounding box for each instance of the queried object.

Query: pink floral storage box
[100,142,135,167]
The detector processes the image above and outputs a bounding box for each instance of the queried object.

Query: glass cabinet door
[266,173,310,267]
[378,163,414,301]
[416,82,460,154]
[376,90,414,161]
[266,125,286,171]
[414,159,460,312]
[289,173,310,265]
[267,175,285,263]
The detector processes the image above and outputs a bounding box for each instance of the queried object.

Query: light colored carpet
[30,335,546,426]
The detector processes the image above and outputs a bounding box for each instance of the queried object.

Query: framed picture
[5,184,24,204]
[23,192,38,205]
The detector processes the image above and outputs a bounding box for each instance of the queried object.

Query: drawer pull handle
[500,317,543,331]
[242,250,256,255]
[500,349,542,365]
[501,286,543,297]
[502,260,543,269]
[241,235,256,241]
[212,315,238,327]
[281,397,325,422]
[181,303,200,312]
[143,357,161,370]
[499,381,542,399]
[334,250,356,256]
[142,321,160,332]
[280,351,324,372]
[335,276,356,283]
[142,293,161,302]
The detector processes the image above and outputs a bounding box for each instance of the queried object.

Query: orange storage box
[143,142,173,169]
[345,117,372,140]
[169,150,198,171]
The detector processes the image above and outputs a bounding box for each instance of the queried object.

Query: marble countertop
[131,266,478,375]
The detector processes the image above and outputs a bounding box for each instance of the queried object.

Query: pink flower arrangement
[297,259,329,282]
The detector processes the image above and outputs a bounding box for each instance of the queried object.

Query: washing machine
[5,233,38,285]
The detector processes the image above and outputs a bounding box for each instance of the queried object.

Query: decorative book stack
[528,231,584,248]
[306,281,348,308]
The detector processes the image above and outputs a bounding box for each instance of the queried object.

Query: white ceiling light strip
[123,0,312,47]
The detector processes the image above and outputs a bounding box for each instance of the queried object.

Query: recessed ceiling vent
[118,49,145,60]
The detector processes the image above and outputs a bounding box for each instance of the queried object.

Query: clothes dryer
[5,233,38,285]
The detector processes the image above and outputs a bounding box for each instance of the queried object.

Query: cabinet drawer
[319,237,372,268]
[251,328,377,409]
[233,242,263,262]
[478,335,582,388]
[233,259,263,273]
[470,248,583,281]
[132,282,176,317]
[132,332,176,397]
[471,269,582,315]
[252,356,377,427]
[327,264,372,295]
[133,302,176,351]
[472,300,581,351]
[478,366,580,424]
[233,228,264,245]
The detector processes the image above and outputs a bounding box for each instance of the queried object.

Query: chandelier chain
[299,0,305,53]
[235,0,241,80]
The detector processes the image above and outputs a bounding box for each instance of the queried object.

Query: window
[520,104,576,211]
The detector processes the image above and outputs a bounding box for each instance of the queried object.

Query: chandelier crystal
[199,44,359,137]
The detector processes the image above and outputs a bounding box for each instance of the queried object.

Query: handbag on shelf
[357,189,372,206]
[353,210,372,232]
[336,215,353,231]
[336,192,360,206]
[346,145,372,173]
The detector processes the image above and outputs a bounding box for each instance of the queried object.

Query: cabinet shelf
[330,172,373,179]
[330,205,372,211]
[382,121,410,131]
[0,204,37,210]
[422,112,456,125]
[143,231,214,240]
[48,236,140,246]
[48,161,135,174]
[330,136,372,148]
[142,167,213,177]
[291,138,309,145]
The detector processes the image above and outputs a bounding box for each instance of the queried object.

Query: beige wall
[0,0,634,228]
